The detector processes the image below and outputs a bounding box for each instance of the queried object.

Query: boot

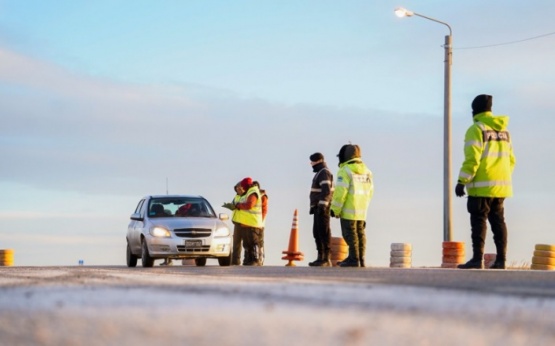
[339,257,360,267]
[244,250,260,266]
[309,251,322,267]
[359,257,365,268]
[314,250,331,267]
[490,260,505,269]
[457,258,484,269]
[490,254,506,269]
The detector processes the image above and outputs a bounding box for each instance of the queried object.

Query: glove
[455,183,466,197]
[222,202,236,210]
[309,206,316,215]
[330,210,338,218]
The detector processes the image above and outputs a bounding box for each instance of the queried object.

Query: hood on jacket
[473,111,509,131]
[337,144,361,166]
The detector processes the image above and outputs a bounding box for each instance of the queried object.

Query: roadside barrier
[390,243,412,268]
[330,237,348,267]
[0,249,14,266]
[441,241,465,268]
[531,244,555,270]
[281,209,304,266]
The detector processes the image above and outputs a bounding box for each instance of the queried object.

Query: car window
[134,199,145,214]
[148,197,216,218]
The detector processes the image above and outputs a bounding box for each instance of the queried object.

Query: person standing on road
[234,177,264,266]
[330,144,374,268]
[252,181,268,265]
[227,182,246,266]
[308,152,334,267]
[456,94,516,270]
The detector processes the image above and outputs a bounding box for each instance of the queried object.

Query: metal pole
[396,8,454,242]
[443,34,453,241]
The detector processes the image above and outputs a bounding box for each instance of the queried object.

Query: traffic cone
[282,209,304,266]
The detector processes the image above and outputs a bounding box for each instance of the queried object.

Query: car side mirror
[130,213,144,221]
[219,213,229,221]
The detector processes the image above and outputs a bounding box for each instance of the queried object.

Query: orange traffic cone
[282,209,304,266]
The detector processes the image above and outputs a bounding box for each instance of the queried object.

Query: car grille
[177,245,211,253]
[173,228,212,238]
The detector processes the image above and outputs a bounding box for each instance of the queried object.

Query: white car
[126,195,232,267]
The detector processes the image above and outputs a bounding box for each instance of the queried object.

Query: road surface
[1,265,555,345]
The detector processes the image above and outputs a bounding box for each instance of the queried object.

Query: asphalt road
[1,265,555,345]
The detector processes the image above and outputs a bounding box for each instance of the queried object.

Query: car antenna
[166,177,169,195]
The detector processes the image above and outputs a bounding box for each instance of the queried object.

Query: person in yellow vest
[456,94,516,270]
[234,177,264,266]
[228,182,245,265]
[330,144,374,267]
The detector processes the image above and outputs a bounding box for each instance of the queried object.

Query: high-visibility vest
[458,112,516,197]
[231,194,242,223]
[331,159,374,220]
[234,186,263,228]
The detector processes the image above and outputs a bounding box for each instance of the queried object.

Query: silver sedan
[126,195,232,267]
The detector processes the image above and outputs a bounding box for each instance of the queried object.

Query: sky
[1,0,554,267]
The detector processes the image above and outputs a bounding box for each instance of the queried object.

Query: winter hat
[310,152,324,166]
[472,94,492,115]
[240,177,253,190]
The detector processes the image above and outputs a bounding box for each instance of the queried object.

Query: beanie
[472,94,492,116]
[240,177,252,191]
[309,152,324,163]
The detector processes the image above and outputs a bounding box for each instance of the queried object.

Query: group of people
[226,94,515,270]
[308,144,374,267]
[225,178,268,266]
[306,94,516,270]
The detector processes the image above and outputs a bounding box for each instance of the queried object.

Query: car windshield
[148,197,216,218]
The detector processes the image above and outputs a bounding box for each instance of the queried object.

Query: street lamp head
[394,7,414,18]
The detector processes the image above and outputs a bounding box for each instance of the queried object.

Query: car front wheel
[141,240,154,268]
[126,242,138,267]
[218,254,231,267]
[195,258,207,267]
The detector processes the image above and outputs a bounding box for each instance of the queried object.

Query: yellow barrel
[0,249,14,266]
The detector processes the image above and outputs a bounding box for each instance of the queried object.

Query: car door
[128,198,146,254]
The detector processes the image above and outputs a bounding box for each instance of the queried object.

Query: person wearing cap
[251,181,268,265]
[308,152,334,267]
[456,94,516,270]
[330,144,374,267]
[228,182,246,265]
[234,177,264,266]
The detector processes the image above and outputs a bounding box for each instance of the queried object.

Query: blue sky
[1,0,554,267]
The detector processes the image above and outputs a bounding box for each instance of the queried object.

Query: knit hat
[472,94,492,115]
[310,152,324,164]
[240,177,253,190]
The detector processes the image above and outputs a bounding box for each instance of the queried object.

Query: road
[1,265,555,345]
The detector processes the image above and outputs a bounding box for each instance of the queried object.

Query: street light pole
[395,7,453,242]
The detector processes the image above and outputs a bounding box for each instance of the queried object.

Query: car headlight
[214,227,230,237]
[150,226,171,238]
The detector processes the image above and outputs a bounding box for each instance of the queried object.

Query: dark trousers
[313,209,331,253]
[340,219,366,260]
[467,197,508,261]
[242,226,262,265]
[231,223,244,265]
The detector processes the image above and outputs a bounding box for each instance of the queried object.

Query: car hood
[150,217,227,231]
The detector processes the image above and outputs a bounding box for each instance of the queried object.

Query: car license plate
[184,240,202,248]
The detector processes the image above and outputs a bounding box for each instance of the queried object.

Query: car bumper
[146,236,231,258]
